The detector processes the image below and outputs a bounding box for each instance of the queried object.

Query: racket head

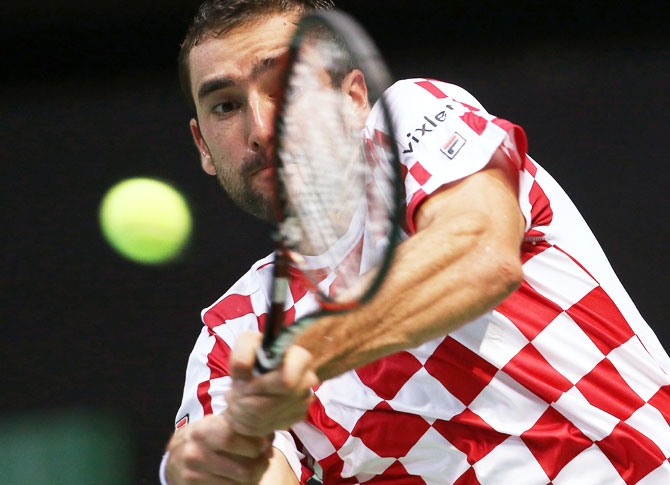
[258,9,403,372]
[276,9,403,307]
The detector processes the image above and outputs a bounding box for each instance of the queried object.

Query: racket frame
[257,9,404,373]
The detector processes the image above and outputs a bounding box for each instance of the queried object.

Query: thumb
[230,331,263,383]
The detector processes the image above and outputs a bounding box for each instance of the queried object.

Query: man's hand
[224,332,320,437]
[165,414,273,484]
[165,333,317,484]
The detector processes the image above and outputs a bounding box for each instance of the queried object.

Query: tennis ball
[99,178,192,264]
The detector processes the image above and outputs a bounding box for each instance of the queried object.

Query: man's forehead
[199,12,299,50]
[189,12,299,79]
[214,10,301,38]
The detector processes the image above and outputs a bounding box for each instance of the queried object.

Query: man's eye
[212,101,238,115]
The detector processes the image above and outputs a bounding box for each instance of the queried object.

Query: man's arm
[164,415,272,484]
[164,332,315,484]
[164,414,300,484]
[299,147,525,380]
[224,148,526,441]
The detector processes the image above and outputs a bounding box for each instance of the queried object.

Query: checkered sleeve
[172,254,305,481]
[299,79,670,484]
[373,78,527,234]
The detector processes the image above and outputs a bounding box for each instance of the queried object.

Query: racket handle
[254,316,317,375]
[254,345,283,375]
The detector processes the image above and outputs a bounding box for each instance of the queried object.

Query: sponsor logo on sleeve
[440,132,466,159]
[403,103,455,154]
[175,414,189,430]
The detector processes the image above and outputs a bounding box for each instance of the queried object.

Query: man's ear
[341,69,370,129]
[190,118,216,176]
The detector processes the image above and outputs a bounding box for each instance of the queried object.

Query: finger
[246,345,318,396]
[230,331,263,383]
[192,447,270,484]
[167,431,270,484]
[225,391,314,436]
[166,466,228,485]
[190,415,272,458]
[173,446,269,484]
[283,345,320,390]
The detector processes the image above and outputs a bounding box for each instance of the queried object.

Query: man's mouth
[244,154,276,179]
[250,166,275,179]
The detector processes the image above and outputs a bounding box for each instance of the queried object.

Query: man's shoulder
[369,78,491,139]
[384,78,485,110]
[199,252,274,329]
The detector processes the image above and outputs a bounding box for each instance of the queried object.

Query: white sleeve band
[159,451,170,485]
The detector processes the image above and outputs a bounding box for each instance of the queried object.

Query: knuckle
[167,432,184,453]
[181,442,203,467]
[189,415,215,440]
[218,429,233,450]
[189,425,205,442]
[234,421,259,437]
[279,370,299,392]
[307,370,320,388]
[229,352,244,368]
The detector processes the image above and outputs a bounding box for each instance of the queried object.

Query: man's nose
[248,93,276,152]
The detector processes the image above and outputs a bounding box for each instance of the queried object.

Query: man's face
[187,13,299,220]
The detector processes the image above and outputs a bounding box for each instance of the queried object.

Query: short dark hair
[178,0,335,113]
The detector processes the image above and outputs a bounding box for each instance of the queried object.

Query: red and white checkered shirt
[175,79,670,485]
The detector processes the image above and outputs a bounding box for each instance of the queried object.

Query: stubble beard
[214,153,274,222]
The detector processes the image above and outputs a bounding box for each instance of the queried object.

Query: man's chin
[236,190,275,222]
[218,173,275,222]
[251,171,277,208]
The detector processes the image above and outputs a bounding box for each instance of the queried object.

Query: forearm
[295,160,525,381]
[296,213,520,380]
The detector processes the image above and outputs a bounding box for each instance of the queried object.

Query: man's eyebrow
[197,53,285,103]
[251,55,281,78]
[197,77,235,102]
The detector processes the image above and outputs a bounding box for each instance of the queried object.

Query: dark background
[2,1,668,482]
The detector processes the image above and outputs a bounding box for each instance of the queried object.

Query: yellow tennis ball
[99,178,192,264]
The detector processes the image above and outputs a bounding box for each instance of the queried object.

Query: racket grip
[254,345,283,375]
[254,316,317,375]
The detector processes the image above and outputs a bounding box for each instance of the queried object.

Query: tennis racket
[255,9,403,373]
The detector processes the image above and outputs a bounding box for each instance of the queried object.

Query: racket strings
[281,47,362,254]
[278,29,396,302]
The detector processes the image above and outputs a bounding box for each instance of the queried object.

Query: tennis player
[162,1,670,484]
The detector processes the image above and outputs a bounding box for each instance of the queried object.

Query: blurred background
[2,0,668,482]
